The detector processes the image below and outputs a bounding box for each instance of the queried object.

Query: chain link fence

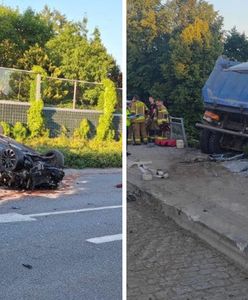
[0,67,122,111]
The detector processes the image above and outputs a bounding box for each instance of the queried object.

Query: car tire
[45,150,64,168]
[1,147,24,171]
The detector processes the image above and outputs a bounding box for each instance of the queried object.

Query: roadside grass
[25,136,122,169]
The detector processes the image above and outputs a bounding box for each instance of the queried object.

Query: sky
[1,0,122,68]
[207,0,248,34]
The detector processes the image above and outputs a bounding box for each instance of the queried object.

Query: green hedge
[25,136,122,169]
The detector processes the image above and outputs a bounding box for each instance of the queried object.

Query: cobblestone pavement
[127,200,248,300]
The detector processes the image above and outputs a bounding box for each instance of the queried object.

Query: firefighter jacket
[155,105,169,125]
[126,107,131,127]
[130,100,148,123]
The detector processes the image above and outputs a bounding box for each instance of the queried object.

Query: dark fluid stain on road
[0,173,80,202]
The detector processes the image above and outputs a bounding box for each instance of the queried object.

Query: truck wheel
[200,129,211,154]
[44,150,64,168]
[208,132,223,154]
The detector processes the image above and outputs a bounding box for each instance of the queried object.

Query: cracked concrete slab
[127,145,248,271]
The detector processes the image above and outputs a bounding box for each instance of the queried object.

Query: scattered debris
[222,160,248,174]
[209,153,245,162]
[11,206,20,210]
[0,173,79,203]
[127,192,136,202]
[22,264,32,269]
[180,156,209,164]
[128,159,169,180]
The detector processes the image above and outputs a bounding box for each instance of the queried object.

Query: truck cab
[196,56,248,154]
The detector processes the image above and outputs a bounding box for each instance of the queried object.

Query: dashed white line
[87,234,122,244]
[0,205,122,224]
[27,205,122,217]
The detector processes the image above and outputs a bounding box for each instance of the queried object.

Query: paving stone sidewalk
[128,200,248,300]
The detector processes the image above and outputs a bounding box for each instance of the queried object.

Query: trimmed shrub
[0,121,11,136]
[73,119,90,139]
[96,79,117,141]
[12,122,27,142]
[27,66,46,138]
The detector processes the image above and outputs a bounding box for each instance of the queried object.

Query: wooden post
[36,73,41,101]
[73,80,77,109]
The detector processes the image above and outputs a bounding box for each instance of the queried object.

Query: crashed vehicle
[0,132,64,189]
[196,56,248,154]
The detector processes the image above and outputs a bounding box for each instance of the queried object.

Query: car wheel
[1,148,24,171]
[44,150,64,168]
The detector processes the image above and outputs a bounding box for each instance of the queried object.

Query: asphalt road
[0,169,122,300]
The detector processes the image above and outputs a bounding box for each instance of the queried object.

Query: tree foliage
[127,0,224,138]
[73,119,90,140]
[0,4,121,107]
[224,27,248,62]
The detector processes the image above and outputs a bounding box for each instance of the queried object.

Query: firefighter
[155,99,170,138]
[130,95,148,145]
[146,96,157,142]
[127,101,133,144]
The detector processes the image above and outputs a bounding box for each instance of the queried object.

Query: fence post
[73,80,77,109]
[36,73,41,101]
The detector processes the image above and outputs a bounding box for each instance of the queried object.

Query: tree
[127,0,224,138]
[46,22,120,106]
[0,6,53,67]
[39,5,68,34]
[127,0,172,98]
[15,8,53,51]
[224,27,248,62]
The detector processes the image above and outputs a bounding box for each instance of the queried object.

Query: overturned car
[0,134,65,190]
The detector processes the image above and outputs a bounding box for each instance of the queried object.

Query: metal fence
[0,66,122,111]
[170,116,188,147]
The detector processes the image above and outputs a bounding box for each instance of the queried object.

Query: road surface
[0,169,122,300]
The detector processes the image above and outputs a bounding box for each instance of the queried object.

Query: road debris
[128,159,168,180]
[22,264,32,270]
[0,173,80,203]
[209,153,245,162]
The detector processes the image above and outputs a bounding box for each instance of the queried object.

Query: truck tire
[208,132,223,154]
[200,129,211,154]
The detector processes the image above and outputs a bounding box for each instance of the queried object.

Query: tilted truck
[196,56,248,154]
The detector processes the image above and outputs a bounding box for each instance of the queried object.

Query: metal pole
[73,81,77,109]
[36,74,41,101]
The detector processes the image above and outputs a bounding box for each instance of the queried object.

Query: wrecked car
[0,133,64,189]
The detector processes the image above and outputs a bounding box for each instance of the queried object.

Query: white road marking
[0,205,122,224]
[0,213,35,223]
[87,234,122,244]
[27,205,122,217]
